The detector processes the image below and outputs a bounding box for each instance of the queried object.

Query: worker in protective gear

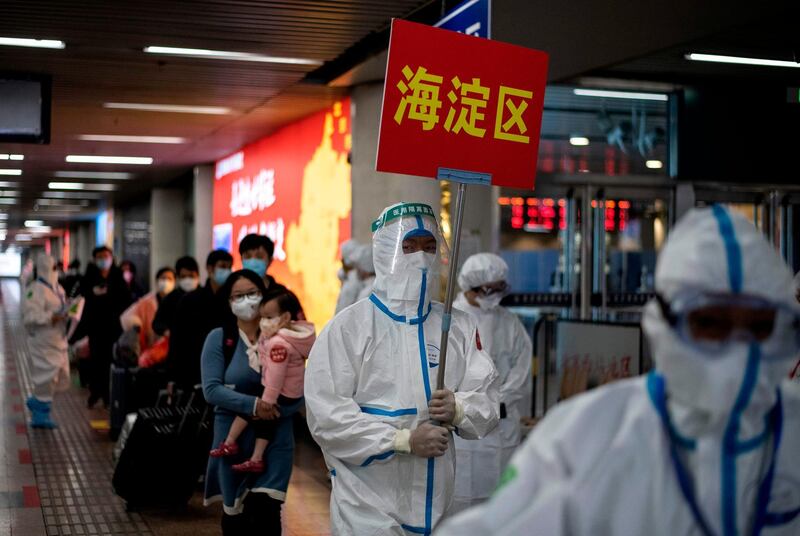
[305,202,500,535]
[355,243,376,302]
[437,206,800,535]
[451,253,532,513]
[22,254,71,429]
[335,239,362,314]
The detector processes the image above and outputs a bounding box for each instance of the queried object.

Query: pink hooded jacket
[258,320,315,404]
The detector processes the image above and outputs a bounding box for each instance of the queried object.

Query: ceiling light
[0,213,7,219]
[0,37,65,49]
[0,199,17,205]
[0,170,22,176]
[49,182,117,191]
[29,226,51,234]
[646,160,664,169]
[0,182,18,188]
[569,136,590,146]
[686,53,800,69]
[54,171,133,180]
[77,134,187,144]
[104,102,231,115]
[35,198,90,207]
[65,155,153,165]
[573,88,668,101]
[0,191,20,197]
[14,234,32,241]
[24,220,44,228]
[42,191,104,200]
[143,45,322,66]
[0,154,24,160]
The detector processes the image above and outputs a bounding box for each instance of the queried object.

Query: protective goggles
[657,291,800,357]
[471,282,510,297]
[229,290,262,304]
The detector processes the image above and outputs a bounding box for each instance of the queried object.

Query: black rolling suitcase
[109,364,133,441]
[112,387,213,510]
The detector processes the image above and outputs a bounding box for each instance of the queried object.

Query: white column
[193,165,214,280]
[150,189,186,280]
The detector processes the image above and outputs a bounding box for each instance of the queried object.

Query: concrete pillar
[674,183,695,224]
[150,188,186,282]
[193,165,214,280]
[350,83,441,243]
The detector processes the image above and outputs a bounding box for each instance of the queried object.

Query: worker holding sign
[304,202,499,535]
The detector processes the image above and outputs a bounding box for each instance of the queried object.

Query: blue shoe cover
[28,398,58,429]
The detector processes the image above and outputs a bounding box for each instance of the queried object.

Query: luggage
[109,364,133,441]
[109,365,169,441]
[112,387,213,510]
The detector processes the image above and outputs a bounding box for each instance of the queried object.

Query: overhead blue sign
[434,0,491,38]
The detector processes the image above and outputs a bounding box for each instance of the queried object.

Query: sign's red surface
[377,19,549,190]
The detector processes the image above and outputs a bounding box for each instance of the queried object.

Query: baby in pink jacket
[209,289,315,473]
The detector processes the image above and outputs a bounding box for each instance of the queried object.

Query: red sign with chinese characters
[376,19,548,190]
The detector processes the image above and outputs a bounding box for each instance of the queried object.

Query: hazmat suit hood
[371,202,447,316]
[340,239,360,267]
[457,253,509,292]
[643,206,799,428]
[35,254,58,287]
[354,244,374,275]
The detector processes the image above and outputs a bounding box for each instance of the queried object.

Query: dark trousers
[251,396,302,443]
[221,493,282,535]
[88,337,113,403]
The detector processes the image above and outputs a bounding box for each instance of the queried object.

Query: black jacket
[153,280,232,388]
[72,264,132,347]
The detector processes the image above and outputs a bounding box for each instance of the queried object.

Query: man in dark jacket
[73,246,132,408]
[153,251,233,391]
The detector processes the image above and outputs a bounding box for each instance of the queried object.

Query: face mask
[260,317,284,338]
[68,268,79,276]
[123,270,134,284]
[213,268,232,286]
[157,279,175,295]
[178,277,199,292]
[231,295,261,321]
[96,258,112,271]
[475,294,503,311]
[242,258,268,277]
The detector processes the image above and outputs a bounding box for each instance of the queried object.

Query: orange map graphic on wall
[287,102,352,327]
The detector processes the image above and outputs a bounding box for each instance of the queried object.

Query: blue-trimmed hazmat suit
[305,202,499,535]
[437,206,800,535]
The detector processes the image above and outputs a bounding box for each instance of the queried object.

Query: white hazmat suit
[451,253,532,513]
[22,255,70,428]
[305,202,499,535]
[355,243,376,302]
[437,206,800,535]
[335,239,363,314]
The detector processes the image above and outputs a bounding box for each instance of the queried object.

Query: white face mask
[260,317,284,338]
[178,277,199,293]
[475,294,503,311]
[157,279,175,295]
[231,295,261,321]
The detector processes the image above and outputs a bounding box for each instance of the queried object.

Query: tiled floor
[0,280,332,535]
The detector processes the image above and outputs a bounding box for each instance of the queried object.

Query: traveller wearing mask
[120,267,176,353]
[239,234,285,292]
[120,260,145,301]
[22,254,70,428]
[202,270,299,535]
[72,246,132,408]
[437,206,800,535]
[154,252,235,389]
[450,253,532,513]
[354,243,377,302]
[335,239,362,314]
[305,202,500,535]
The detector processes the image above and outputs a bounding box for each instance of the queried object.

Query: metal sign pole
[436,181,468,391]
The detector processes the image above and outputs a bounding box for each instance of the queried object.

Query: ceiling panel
[0,0,428,234]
